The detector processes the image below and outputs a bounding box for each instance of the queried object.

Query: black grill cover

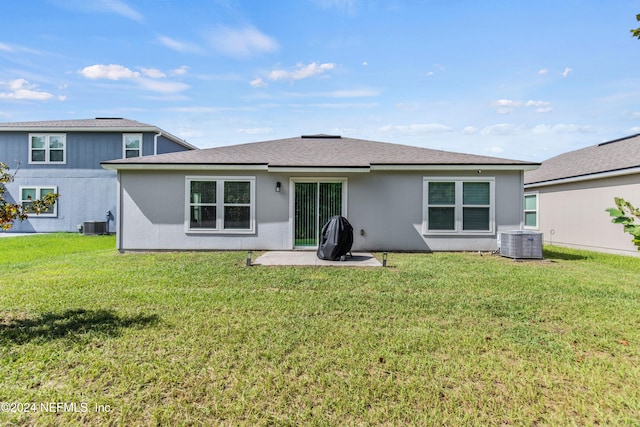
[317,216,353,261]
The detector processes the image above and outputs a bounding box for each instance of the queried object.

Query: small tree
[1,162,59,230]
[606,197,640,251]
[632,14,640,39]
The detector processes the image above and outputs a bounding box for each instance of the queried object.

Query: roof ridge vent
[301,134,341,139]
[95,117,124,120]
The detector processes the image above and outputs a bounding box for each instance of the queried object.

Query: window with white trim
[20,186,58,217]
[523,193,538,229]
[186,177,255,233]
[29,134,66,164]
[123,134,142,158]
[423,177,495,234]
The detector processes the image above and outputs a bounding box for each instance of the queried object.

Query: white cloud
[55,0,143,21]
[171,66,189,76]
[0,42,14,52]
[538,68,548,75]
[531,124,596,134]
[141,68,166,78]
[79,63,189,93]
[313,0,357,14]
[492,99,521,114]
[628,126,640,134]
[250,78,267,88]
[480,123,523,135]
[492,99,551,114]
[80,64,140,80]
[268,62,336,81]
[462,126,479,135]
[379,123,453,134]
[99,0,143,21]
[562,67,572,78]
[158,35,204,54]
[0,79,54,101]
[208,25,279,58]
[137,78,189,93]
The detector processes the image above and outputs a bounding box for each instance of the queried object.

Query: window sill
[185,229,255,235]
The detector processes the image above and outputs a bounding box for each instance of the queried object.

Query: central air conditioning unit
[83,221,108,235]
[499,230,543,259]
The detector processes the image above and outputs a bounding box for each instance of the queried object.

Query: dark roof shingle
[524,134,640,185]
[102,135,538,169]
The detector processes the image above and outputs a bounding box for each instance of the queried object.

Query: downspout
[154,132,162,155]
[116,171,124,252]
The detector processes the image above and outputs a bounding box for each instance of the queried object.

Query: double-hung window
[186,176,255,233]
[123,134,142,158]
[423,177,495,234]
[29,134,66,164]
[523,193,538,229]
[20,186,58,217]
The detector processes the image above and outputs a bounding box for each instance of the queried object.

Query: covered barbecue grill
[317,215,354,261]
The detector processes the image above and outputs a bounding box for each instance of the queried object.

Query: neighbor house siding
[116,169,524,252]
[1,128,193,233]
[533,174,640,257]
[3,169,116,233]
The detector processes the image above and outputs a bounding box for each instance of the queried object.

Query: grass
[0,234,639,426]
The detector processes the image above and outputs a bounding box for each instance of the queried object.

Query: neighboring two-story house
[0,118,196,233]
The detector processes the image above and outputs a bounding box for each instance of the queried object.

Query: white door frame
[289,177,348,249]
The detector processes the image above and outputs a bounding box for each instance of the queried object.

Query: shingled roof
[0,117,196,149]
[524,134,640,185]
[102,135,538,170]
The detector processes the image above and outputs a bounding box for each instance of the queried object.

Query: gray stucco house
[102,135,538,252]
[524,134,640,257]
[0,118,195,233]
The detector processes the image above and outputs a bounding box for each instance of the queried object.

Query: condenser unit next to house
[83,221,108,235]
[499,230,543,259]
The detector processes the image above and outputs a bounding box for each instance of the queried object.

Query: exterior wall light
[275,182,281,192]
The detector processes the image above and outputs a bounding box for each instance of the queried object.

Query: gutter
[525,165,640,188]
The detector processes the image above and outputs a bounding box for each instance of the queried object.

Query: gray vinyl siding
[116,169,524,252]
[3,168,117,233]
[1,131,191,170]
[1,130,193,233]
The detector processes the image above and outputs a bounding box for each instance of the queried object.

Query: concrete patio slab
[253,251,382,267]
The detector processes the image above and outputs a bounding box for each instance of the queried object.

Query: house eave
[267,166,371,173]
[525,165,640,188]
[370,164,540,172]
[101,163,269,171]
[0,126,196,150]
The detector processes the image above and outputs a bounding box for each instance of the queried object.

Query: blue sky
[1,0,639,161]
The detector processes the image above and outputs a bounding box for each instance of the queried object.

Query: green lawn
[1,234,639,426]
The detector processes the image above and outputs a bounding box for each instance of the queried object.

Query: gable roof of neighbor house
[102,135,539,171]
[524,134,640,186]
[0,117,197,150]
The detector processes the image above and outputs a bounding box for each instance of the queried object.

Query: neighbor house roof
[0,117,196,150]
[102,135,539,171]
[524,134,640,186]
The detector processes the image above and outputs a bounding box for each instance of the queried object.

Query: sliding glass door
[294,181,344,247]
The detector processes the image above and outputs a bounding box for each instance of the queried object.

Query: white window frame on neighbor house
[422,177,495,235]
[123,133,142,158]
[19,186,58,217]
[523,192,539,229]
[185,176,256,234]
[28,134,66,164]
